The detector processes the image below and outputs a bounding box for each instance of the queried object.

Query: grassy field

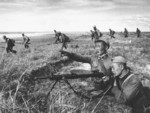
[0,32,150,113]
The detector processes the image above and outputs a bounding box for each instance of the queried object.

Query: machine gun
[35,69,104,81]
[35,69,113,100]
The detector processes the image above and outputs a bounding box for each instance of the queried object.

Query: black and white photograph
[0,0,150,113]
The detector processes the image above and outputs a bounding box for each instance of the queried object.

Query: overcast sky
[0,0,150,32]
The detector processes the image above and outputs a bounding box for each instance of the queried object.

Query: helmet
[95,38,110,49]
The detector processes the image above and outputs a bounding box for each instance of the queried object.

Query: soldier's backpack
[9,39,15,46]
[113,31,115,34]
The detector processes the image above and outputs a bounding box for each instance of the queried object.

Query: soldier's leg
[24,44,26,48]
[26,40,30,44]
[137,33,140,37]
[55,37,59,44]
[57,38,60,43]
[9,46,14,53]
[8,45,13,53]
[61,42,66,49]
[12,45,17,53]
[139,33,141,37]
[25,43,29,48]
[6,47,9,53]
[25,44,29,48]
[61,43,64,50]
[65,42,67,49]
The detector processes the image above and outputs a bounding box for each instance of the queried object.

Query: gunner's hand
[102,76,109,82]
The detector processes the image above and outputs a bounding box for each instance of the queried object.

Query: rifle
[34,69,112,100]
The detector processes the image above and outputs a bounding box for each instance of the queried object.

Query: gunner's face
[111,63,123,77]
[95,42,106,55]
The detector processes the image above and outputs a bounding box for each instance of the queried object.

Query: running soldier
[22,33,30,48]
[136,28,141,38]
[60,32,70,50]
[3,35,17,54]
[124,28,128,38]
[109,29,115,38]
[90,30,95,41]
[93,26,103,42]
[54,30,61,44]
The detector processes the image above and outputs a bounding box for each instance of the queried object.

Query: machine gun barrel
[35,71,104,81]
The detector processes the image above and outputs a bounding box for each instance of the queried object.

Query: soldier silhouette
[22,33,30,48]
[3,35,17,54]
[124,28,128,38]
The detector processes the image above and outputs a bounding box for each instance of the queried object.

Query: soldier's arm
[70,53,91,63]
[60,50,91,63]
[118,76,142,104]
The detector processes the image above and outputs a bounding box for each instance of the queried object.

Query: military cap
[95,38,110,49]
[112,56,126,64]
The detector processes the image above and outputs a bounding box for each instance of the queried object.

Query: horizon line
[0,30,150,33]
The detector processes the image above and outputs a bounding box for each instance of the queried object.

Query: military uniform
[90,30,95,40]
[124,28,128,38]
[3,36,16,54]
[22,34,30,48]
[67,52,112,76]
[54,31,61,44]
[61,51,113,92]
[109,29,115,38]
[68,53,113,94]
[93,27,103,42]
[60,33,70,50]
[136,28,141,38]
[60,38,113,96]
[111,56,150,113]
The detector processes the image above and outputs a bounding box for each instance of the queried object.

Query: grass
[0,32,150,112]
